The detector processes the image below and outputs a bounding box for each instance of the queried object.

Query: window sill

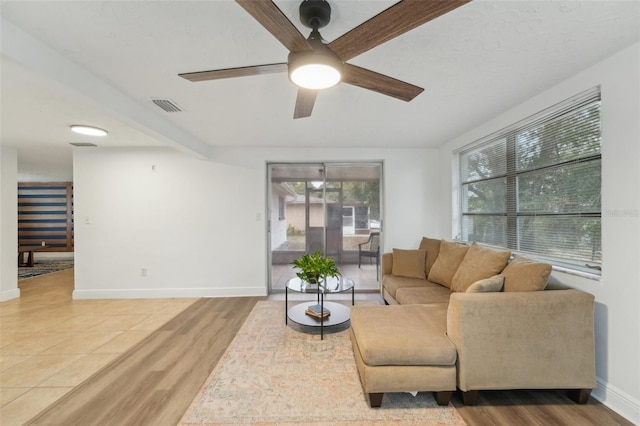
[551,264,601,281]
[523,255,601,281]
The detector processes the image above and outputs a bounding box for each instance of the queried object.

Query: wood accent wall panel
[18,182,74,252]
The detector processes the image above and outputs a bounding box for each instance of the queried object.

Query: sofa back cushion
[501,256,552,291]
[418,237,441,276]
[465,275,505,293]
[427,240,469,288]
[451,243,511,292]
[391,248,427,279]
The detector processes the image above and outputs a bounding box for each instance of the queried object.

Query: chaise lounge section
[350,237,596,407]
[350,303,456,407]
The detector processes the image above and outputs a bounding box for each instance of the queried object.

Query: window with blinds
[458,88,601,269]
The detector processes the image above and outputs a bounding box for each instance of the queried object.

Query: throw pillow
[391,249,427,279]
[501,256,552,292]
[451,242,511,292]
[418,237,442,276]
[427,240,469,288]
[465,275,504,293]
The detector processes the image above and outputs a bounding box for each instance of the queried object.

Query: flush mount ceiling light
[70,125,108,137]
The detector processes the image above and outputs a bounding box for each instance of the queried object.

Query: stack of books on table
[305,304,331,319]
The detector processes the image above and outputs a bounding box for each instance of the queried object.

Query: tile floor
[0,269,197,425]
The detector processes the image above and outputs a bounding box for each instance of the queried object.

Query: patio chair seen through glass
[358,231,380,281]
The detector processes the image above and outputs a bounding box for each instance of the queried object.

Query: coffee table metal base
[285,277,355,340]
[287,301,351,328]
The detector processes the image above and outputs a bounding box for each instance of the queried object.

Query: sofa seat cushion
[395,286,452,304]
[350,304,456,367]
[382,275,433,299]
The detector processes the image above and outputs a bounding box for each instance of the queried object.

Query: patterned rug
[179,301,466,425]
[17,259,74,280]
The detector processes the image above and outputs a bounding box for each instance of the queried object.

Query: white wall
[0,147,19,301]
[210,147,441,250]
[437,43,640,422]
[18,152,73,183]
[73,146,439,299]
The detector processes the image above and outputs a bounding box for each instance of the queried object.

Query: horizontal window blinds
[458,88,601,267]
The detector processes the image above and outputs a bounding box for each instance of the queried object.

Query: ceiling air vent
[69,142,97,147]
[151,98,184,113]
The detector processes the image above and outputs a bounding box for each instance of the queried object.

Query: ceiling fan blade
[179,63,287,82]
[329,0,471,62]
[293,89,318,119]
[342,63,423,102]
[236,0,312,53]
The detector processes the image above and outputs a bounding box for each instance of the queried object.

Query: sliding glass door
[268,163,382,292]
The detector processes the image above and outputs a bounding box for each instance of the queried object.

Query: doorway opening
[268,163,383,293]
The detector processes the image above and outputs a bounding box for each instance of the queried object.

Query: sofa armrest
[447,289,596,392]
[381,252,393,276]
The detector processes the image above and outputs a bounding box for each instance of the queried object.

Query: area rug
[18,259,74,280]
[179,301,466,426]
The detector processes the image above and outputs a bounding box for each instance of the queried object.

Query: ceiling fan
[179,0,471,119]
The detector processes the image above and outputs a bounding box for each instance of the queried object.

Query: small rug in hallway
[179,301,466,425]
[18,259,74,280]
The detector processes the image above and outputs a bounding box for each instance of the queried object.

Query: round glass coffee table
[285,276,355,340]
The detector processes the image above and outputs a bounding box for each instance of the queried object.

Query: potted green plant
[290,250,341,290]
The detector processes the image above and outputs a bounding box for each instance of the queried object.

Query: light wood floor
[452,389,632,425]
[1,270,632,425]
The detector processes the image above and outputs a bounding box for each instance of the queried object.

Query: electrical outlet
[141,268,148,277]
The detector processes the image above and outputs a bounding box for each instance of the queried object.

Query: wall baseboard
[0,288,20,302]
[593,376,639,424]
[72,286,267,300]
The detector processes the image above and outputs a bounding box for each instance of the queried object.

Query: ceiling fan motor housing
[300,0,331,29]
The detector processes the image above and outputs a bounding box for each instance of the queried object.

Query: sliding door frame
[266,161,384,293]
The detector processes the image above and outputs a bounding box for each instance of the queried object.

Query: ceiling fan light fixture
[288,50,343,90]
[70,125,108,137]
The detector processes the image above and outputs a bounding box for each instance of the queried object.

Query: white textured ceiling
[1,1,639,175]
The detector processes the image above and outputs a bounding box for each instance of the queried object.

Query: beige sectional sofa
[350,237,596,407]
